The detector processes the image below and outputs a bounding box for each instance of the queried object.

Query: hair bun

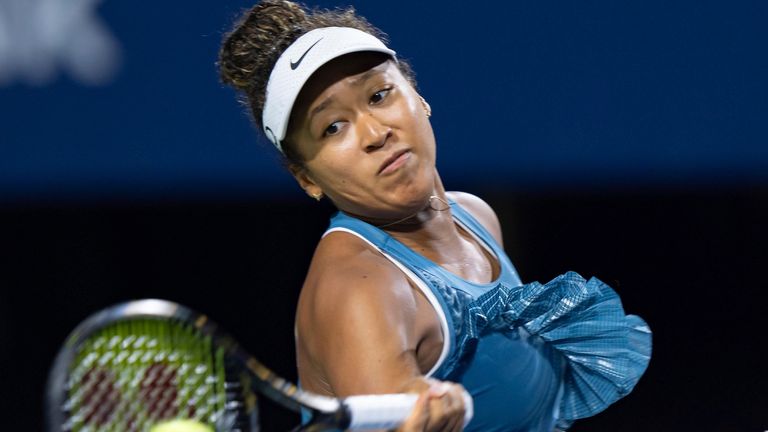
[219,0,307,91]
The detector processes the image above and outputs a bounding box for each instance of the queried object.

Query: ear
[289,164,323,199]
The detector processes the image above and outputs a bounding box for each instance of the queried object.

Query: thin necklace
[376,195,452,229]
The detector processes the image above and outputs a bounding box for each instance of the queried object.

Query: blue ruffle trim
[449,272,652,423]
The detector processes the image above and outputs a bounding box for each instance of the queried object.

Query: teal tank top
[324,200,652,431]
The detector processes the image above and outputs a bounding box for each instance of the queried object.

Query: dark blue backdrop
[2,0,767,202]
[2,3,768,429]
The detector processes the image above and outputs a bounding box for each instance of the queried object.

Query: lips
[378,149,411,175]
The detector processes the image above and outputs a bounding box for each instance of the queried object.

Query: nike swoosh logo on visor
[290,38,323,70]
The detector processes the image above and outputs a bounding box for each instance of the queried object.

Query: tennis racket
[46,299,473,431]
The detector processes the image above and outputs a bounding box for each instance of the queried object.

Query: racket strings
[61,318,230,432]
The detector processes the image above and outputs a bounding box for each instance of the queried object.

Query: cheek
[311,152,365,190]
[399,93,422,121]
[396,92,431,134]
[311,158,344,186]
[403,101,436,155]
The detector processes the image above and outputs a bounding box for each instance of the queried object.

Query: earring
[310,192,323,201]
[420,95,432,118]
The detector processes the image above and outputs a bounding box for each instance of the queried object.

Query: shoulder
[297,229,419,342]
[446,191,504,246]
[295,230,425,393]
[307,230,415,302]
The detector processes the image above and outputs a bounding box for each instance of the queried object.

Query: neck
[376,194,451,229]
[372,175,463,254]
[346,191,453,234]
[383,197,460,255]
[338,172,465,255]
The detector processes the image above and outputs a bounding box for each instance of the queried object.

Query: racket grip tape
[343,390,473,430]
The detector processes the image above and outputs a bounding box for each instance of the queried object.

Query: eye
[370,88,391,105]
[323,121,342,137]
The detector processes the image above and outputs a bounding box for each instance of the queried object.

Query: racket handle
[343,390,474,430]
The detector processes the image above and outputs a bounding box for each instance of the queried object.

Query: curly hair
[218,0,416,166]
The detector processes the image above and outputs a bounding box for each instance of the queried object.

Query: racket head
[46,299,260,432]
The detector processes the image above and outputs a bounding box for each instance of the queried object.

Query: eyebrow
[310,97,334,118]
[308,68,385,121]
[350,68,381,87]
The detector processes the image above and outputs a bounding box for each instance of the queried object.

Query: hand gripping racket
[46,299,473,431]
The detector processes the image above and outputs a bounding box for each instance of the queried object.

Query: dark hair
[218,0,416,167]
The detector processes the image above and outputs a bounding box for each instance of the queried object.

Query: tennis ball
[150,419,214,432]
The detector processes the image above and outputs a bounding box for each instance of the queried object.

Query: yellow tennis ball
[149,419,214,432]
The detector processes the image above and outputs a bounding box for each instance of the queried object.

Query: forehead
[290,52,399,119]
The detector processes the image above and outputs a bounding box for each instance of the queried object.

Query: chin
[392,181,434,211]
[377,161,437,214]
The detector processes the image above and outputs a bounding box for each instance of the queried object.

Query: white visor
[261,27,396,152]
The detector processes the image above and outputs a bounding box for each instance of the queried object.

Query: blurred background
[1,0,767,430]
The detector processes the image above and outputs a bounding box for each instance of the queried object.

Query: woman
[218,2,651,431]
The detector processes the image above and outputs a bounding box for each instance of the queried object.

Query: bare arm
[296,233,466,431]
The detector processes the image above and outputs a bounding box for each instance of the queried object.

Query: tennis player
[218,2,651,431]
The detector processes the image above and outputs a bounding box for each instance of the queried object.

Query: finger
[424,399,449,432]
[424,383,453,432]
[445,386,466,432]
[443,413,463,432]
[398,390,429,432]
[427,381,450,398]
[431,383,466,432]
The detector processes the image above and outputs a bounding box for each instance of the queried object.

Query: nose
[358,112,391,152]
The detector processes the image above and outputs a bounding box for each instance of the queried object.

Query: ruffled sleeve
[450,271,652,424]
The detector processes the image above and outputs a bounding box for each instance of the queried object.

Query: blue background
[2,0,767,202]
[1,2,767,430]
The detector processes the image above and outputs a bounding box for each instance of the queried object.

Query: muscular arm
[295,232,466,431]
[297,232,426,396]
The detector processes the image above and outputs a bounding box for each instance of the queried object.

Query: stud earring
[310,192,323,201]
[420,95,432,118]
